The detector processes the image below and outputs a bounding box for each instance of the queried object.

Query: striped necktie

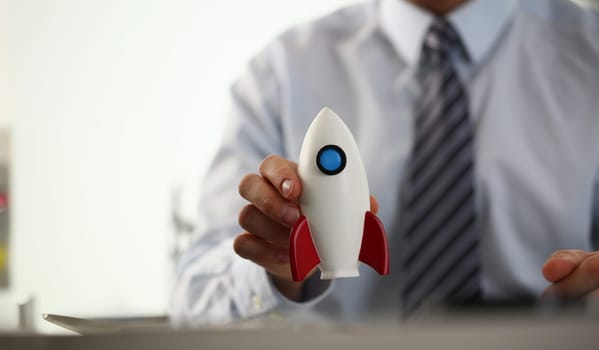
[400,18,481,316]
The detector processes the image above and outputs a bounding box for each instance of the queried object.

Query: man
[170,0,599,326]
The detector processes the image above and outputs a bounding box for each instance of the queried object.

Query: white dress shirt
[170,0,599,326]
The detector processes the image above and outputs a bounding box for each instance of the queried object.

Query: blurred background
[1,0,598,334]
[1,0,356,333]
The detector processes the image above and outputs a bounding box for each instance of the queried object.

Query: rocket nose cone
[317,107,337,118]
[314,107,343,127]
[308,107,351,138]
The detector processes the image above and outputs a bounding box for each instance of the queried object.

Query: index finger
[259,155,302,200]
[542,249,589,283]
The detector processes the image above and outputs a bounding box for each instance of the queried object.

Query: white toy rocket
[290,107,390,281]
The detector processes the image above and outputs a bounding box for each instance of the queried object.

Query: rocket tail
[289,216,320,281]
[359,211,390,275]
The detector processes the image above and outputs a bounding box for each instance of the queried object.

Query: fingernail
[281,179,293,197]
[553,251,577,263]
[281,205,300,226]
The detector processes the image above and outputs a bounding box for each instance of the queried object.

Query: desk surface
[1,312,598,350]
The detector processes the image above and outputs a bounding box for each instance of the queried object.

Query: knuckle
[259,196,275,214]
[259,155,279,175]
[273,234,291,248]
[273,164,291,178]
[232,234,249,257]
[238,205,256,230]
[238,173,259,198]
[583,257,599,280]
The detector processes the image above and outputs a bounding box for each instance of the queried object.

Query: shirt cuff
[230,255,334,318]
[230,254,280,319]
[266,270,334,309]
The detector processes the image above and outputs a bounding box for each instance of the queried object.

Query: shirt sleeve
[168,42,332,327]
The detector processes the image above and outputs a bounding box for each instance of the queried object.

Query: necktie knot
[421,18,468,66]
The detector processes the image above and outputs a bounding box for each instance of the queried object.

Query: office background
[1,0,356,333]
[1,0,598,334]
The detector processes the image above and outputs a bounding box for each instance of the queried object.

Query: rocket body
[290,107,389,281]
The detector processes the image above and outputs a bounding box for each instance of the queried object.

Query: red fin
[359,211,390,275]
[289,216,320,281]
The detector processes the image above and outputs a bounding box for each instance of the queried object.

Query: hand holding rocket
[235,107,389,300]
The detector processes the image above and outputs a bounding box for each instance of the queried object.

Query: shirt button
[251,294,263,311]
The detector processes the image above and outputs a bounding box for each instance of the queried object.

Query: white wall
[3,0,354,333]
[0,0,11,130]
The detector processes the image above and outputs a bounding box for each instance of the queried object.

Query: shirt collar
[378,0,516,66]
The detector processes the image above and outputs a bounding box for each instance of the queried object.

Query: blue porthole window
[316,145,346,175]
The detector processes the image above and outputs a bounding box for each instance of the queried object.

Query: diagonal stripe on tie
[415,99,467,163]
[403,233,479,313]
[404,210,477,291]
[404,204,477,278]
[409,122,473,205]
[405,196,472,261]
[404,163,474,241]
[403,238,478,312]
[414,83,468,154]
[417,62,458,116]
[411,102,469,181]
[437,262,481,302]
[401,18,481,316]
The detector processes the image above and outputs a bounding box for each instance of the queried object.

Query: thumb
[370,195,379,215]
[542,249,590,283]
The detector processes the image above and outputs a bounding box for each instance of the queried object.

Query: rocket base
[320,269,360,279]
